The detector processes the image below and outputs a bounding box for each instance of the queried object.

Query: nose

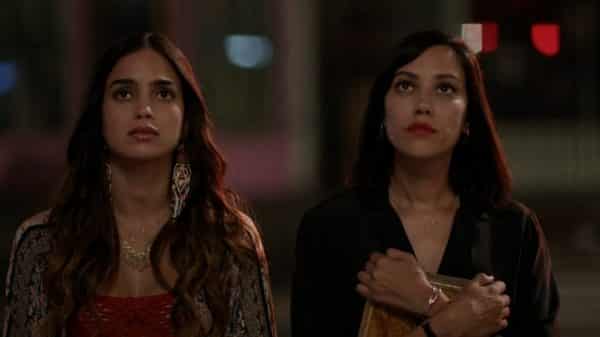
[135,103,153,119]
[415,96,432,115]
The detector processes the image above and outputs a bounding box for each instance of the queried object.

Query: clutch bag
[357,273,469,337]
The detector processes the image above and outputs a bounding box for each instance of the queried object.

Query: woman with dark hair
[4,32,277,337]
[292,30,558,337]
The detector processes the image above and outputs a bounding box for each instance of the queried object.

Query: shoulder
[238,211,267,259]
[296,187,378,247]
[6,210,52,295]
[487,200,534,224]
[231,213,278,337]
[485,200,543,238]
[11,210,52,253]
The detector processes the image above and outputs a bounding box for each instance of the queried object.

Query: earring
[463,124,471,137]
[460,125,470,146]
[379,122,386,140]
[171,145,191,220]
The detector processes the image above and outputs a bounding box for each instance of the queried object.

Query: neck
[389,153,456,210]
[108,156,172,224]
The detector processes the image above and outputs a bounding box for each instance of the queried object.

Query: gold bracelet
[426,285,441,315]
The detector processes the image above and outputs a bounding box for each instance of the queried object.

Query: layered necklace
[118,211,172,272]
[121,238,154,271]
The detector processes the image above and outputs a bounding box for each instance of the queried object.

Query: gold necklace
[120,239,152,271]
[118,214,171,272]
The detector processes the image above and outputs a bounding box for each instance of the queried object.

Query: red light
[461,22,498,53]
[531,23,560,56]
[481,22,498,53]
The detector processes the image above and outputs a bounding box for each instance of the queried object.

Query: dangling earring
[171,144,192,220]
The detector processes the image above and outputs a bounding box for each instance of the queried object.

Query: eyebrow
[394,70,461,81]
[109,78,135,88]
[108,78,177,88]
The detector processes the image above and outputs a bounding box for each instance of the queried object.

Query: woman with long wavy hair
[4,32,277,337]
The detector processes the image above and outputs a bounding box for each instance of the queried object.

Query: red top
[69,293,175,337]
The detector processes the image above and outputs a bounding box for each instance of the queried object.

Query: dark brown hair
[351,30,512,209]
[43,32,256,337]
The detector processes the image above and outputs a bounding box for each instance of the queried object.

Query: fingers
[473,273,495,285]
[357,271,387,291]
[364,261,385,282]
[501,305,510,318]
[386,248,415,261]
[357,283,386,303]
[357,271,390,301]
[366,251,400,278]
[356,283,370,297]
[369,252,386,264]
[358,271,373,284]
[365,260,376,274]
[368,249,416,273]
[499,294,510,307]
[487,280,506,294]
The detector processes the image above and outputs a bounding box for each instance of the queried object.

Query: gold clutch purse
[358,273,469,337]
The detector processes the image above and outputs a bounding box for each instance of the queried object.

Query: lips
[128,125,159,141]
[128,125,159,136]
[406,122,436,134]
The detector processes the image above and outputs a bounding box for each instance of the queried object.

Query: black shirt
[291,188,559,337]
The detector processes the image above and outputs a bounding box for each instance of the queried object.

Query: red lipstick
[406,122,436,135]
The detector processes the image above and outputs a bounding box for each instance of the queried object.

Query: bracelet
[425,285,441,315]
[421,320,438,337]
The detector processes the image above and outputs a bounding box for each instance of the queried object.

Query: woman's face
[384,45,468,160]
[102,48,184,162]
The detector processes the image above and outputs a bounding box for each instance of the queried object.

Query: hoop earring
[171,145,191,220]
[379,122,386,140]
[460,125,470,145]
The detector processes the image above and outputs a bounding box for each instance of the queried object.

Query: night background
[0,1,598,336]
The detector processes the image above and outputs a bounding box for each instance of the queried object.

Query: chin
[111,147,174,162]
[395,144,455,161]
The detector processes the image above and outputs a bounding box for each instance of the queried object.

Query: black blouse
[291,188,559,337]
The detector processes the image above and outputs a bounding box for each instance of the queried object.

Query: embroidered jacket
[3,212,278,337]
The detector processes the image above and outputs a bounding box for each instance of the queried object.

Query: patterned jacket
[3,211,278,337]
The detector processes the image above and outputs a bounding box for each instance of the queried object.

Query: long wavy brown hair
[42,32,256,337]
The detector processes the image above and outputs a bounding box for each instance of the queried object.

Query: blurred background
[0,0,598,336]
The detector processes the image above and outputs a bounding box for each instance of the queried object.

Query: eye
[437,83,457,95]
[156,87,176,101]
[112,87,132,101]
[394,80,414,93]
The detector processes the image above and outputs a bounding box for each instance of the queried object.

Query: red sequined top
[68,293,175,337]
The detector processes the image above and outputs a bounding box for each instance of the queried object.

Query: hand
[356,248,435,315]
[428,273,511,337]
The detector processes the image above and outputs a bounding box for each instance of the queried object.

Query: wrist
[428,289,450,316]
[423,285,444,316]
[421,320,438,337]
[427,312,462,337]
